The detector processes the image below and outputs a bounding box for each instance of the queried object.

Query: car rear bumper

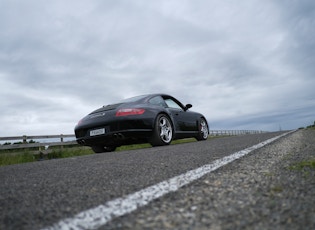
[75,117,155,146]
[76,129,153,146]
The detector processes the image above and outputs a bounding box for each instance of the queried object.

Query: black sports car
[74,94,209,153]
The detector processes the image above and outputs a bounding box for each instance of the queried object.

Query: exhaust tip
[78,140,85,145]
[113,133,124,139]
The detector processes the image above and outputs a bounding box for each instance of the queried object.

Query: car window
[164,98,183,110]
[149,96,167,107]
[119,95,147,103]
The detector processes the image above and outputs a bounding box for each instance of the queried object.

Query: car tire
[196,118,209,141]
[91,145,116,153]
[150,114,173,146]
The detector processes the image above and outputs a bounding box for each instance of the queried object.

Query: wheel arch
[195,116,210,141]
[155,112,175,132]
[199,116,209,129]
[149,112,175,146]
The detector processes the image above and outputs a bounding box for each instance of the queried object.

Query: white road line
[43,131,294,230]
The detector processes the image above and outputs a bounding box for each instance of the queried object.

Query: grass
[0,137,204,166]
[270,185,283,193]
[288,158,315,171]
[0,151,35,166]
[288,158,315,178]
[0,146,94,166]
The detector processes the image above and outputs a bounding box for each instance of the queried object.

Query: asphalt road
[0,131,290,229]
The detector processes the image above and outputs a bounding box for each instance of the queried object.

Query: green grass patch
[44,147,94,159]
[0,146,94,166]
[171,138,197,144]
[289,159,315,171]
[116,143,152,151]
[0,151,35,166]
[271,185,283,193]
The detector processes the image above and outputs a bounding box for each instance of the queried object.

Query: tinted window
[165,98,183,110]
[119,95,147,103]
[149,96,167,107]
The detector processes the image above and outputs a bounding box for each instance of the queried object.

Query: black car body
[74,94,209,153]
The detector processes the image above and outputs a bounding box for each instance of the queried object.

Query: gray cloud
[1,0,314,136]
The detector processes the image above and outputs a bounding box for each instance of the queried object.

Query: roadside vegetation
[288,158,315,178]
[288,120,315,176]
[0,146,94,166]
[289,159,315,170]
[0,138,205,166]
[289,158,315,171]
[306,120,315,130]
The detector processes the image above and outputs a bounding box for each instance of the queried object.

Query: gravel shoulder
[105,129,315,230]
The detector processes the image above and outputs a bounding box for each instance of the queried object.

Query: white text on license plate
[90,128,105,136]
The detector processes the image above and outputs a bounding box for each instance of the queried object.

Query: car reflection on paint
[74,93,209,153]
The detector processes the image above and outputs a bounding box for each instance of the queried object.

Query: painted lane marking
[43,131,294,230]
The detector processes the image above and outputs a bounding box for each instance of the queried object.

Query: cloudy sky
[1,0,315,136]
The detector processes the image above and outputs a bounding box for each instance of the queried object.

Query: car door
[164,98,196,132]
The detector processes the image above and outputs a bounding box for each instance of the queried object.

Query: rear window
[119,95,147,103]
[149,96,167,107]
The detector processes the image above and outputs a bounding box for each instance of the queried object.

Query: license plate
[90,128,105,136]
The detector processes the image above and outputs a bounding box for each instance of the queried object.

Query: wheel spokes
[200,121,208,138]
[159,117,172,142]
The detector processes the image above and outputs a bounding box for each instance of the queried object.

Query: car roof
[122,93,172,101]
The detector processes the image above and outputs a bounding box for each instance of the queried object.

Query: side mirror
[184,104,192,111]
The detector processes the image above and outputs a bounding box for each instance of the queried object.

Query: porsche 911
[74,94,209,153]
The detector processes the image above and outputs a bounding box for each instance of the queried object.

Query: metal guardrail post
[23,135,27,144]
[60,134,64,150]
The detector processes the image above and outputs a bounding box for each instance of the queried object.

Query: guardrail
[0,134,77,150]
[0,130,265,150]
[209,130,265,136]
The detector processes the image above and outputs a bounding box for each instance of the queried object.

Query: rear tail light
[115,108,145,117]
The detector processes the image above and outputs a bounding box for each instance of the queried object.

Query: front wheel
[91,145,116,153]
[196,118,209,141]
[150,114,173,146]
